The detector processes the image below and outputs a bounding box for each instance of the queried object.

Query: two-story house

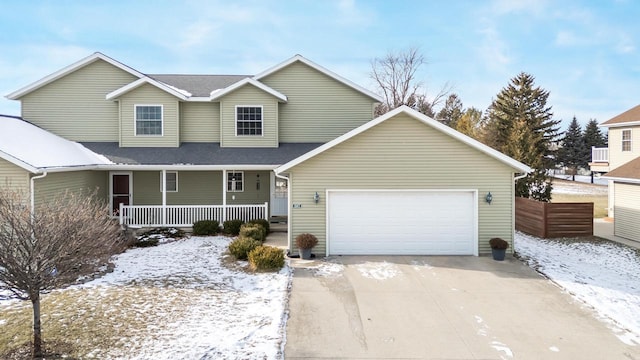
[1,52,531,256]
[590,105,640,242]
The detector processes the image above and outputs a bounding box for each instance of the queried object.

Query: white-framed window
[135,105,163,136]
[622,129,632,152]
[227,171,244,192]
[236,106,263,136]
[160,171,178,192]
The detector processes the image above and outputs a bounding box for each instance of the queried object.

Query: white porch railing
[119,202,269,227]
[591,147,608,163]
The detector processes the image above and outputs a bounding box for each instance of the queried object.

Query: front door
[270,172,288,216]
[111,172,132,215]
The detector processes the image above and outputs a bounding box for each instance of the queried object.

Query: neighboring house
[590,105,640,242]
[2,52,531,256]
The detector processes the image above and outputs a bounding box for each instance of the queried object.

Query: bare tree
[370,48,451,116]
[0,189,124,358]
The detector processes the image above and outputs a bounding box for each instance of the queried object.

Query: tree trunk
[591,172,594,184]
[31,293,43,358]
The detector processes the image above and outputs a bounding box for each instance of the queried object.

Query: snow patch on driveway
[515,232,640,344]
[355,261,400,280]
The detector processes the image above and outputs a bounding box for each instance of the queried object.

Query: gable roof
[209,78,287,102]
[600,104,640,128]
[6,52,145,100]
[106,77,191,101]
[602,156,640,184]
[0,115,112,173]
[149,74,249,97]
[254,54,383,103]
[276,105,532,174]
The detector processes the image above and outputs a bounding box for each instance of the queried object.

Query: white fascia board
[0,150,38,173]
[600,120,640,128]
[106,77,188,100]
[254,54,383,103]
[209,78,287,102]
[96,164,278,171]
[7,52,145,100]
[276,105,532,174]
[600,175,640,184]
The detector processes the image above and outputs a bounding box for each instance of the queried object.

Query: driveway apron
[285,256,640,359]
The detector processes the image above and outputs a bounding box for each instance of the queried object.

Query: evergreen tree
[485,72,561,201]
[454,107,483,139]
[583,118,607,167]
[436,93,464,127]
[558,117,585,181]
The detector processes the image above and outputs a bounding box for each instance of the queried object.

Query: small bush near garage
[248,218,270,234]
[240,223,266,242]
[228,236,262,260]
[193,220,220,236]
[223,219,244,236]
[248,246,285,271]
[295,233,318,249]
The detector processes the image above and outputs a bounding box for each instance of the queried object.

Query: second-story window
[236,106,262,136]
[135,105,163,136]
[622,129,632,152]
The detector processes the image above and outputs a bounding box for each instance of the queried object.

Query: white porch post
[161,169,167,226]
[222,169,227,223]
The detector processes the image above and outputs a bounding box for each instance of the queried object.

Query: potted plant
[295,233,318,260]
[489,237,509,261]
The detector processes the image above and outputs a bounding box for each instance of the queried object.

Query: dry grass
[551,193,608,218]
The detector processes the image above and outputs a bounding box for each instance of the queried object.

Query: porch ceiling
[81,142,323,166]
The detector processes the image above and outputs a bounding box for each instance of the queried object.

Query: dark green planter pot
[491,248,506,261]
[299,248,312,260]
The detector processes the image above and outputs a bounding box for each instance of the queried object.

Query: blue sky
[1,0,638,129]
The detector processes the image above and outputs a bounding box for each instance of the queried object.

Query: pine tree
[485,72,561,201]
[436,93,464,127]
[558,117,585,181]
[583,118,607,167]
[454,107,483,139]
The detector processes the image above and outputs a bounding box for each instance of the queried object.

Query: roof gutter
[95,164,278,171]
[30,171,47,218]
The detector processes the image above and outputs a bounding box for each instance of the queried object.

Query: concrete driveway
[285,255,640,359]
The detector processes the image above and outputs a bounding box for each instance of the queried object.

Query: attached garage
[328,190,477,255]
[275,106,532,256]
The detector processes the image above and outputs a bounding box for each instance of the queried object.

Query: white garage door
[328,190,477,255]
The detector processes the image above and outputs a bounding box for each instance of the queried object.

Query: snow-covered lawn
[516,232,640,344]
[551,179,608,195]
[0,236,291,359]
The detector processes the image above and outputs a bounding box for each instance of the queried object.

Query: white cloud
[477,22,512,71]
[335,0,374,27]
[490,0,549,16]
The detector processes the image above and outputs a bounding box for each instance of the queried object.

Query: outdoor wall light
[314,192,320,204]
[485,192,493,204]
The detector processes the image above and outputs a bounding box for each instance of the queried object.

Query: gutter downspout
[512,171,529,254]
[30,172,48,219]
[274,171,291,252]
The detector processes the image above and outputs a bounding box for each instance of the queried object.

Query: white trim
[7,52,145,100]
[109,171,133,217]
[160,171,178,192]
[253,54,383,103]
[209,78,287,102]
[106,77,190,101]
[601,175,640,184]
[227,171,244,192]
[276,106,532,174]
[98,164,278,171]
[235,105,264,137]
[325,188,479,256]
[601,120,640,128]
[0,149,39,173]
[622,128,632,152]
[134,104,164,136]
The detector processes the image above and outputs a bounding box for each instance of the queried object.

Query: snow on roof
[0,116,112,173]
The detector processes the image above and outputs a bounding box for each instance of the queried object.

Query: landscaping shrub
[489,237,509,250]
[240,223,266,242]
[248,218,270,234]
[228,236,261,260]
[248,246,285,271]
[134,227,186,247]
[135,237,159,247]
[192,220,220,236]
[295,233,318,249]
[223,219,244,236]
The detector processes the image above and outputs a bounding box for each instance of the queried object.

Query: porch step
[270,222,288,233]
[270,215,288,224]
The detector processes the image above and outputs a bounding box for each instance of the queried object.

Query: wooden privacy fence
[515,197,593,238]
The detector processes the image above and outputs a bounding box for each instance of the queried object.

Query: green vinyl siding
[220,85,278,147]
[34,171,108,206]
[132,171,161,204]
[167,171,222,205]
[225,170,271,205]
[287,114,516,255]
[119,84,180,147]
[21,60,137,141]
[180,102,220,142]
[260,61,377,142]
[0,158,29,193]
[614,183,640,242]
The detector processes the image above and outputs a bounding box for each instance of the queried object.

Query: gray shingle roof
[80,142,323,166]
[148,75,250,97]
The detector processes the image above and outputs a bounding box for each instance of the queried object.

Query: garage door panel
[328,190,476,255]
